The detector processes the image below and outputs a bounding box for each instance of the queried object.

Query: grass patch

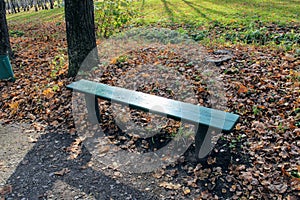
[133,0,300,49]
[7,7,64,23]
[6,0,300,49]
[9,30,25,37]
[133,0,300,25]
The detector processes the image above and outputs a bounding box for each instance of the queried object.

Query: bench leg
[85,94,100,124]
[195,125,219,159]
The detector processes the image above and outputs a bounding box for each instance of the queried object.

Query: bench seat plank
[67,79,239,131]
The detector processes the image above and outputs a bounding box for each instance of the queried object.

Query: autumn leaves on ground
[1,2,300,200]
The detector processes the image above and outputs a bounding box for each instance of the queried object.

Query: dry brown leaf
[28,137,38,143]
[42,88,54,99]
[110,57,118,64]
[183,187,191,195]
[159,181,181,190]
[153,169,165,179]
[197,87,205,93]
[8,101,19,114]
[141,73,150,78]
[66,138,83,159]
[54,168,70,176]
[0,185,12,196]
[237,84,248,94]
[98,145,110,155]
[57,81,64,86]
[2,93,8,98]
[286,195,299,200]
[207,157,216,165]
[50,120,59,127]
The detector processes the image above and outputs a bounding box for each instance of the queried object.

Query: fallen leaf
[183,187,191,195]
[2,93,8,98]
[207,156,216,165]
[28,113,36,120]
[197,87,205,92]
[54,168,70,176]
[98,145,110,155]
[28,137,38,143]
[237,84,248,94]
[66,138,83,159]
[0,185,12,195]
[159,181,181,190]
[42,88,54,99]
[8,101,19,114]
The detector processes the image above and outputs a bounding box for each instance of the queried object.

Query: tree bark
[49,0,54,9]
[65,0,99,77]
[0,0,11,56]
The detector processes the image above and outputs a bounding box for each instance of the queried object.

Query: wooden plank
[67,79,239,131]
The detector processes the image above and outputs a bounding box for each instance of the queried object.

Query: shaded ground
[0,123,39,188]
[0,124,158,200]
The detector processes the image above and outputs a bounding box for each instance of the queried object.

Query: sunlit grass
[7,7,64,23]
[6,0,299,49]
[133,0,300,25]
[7,0,299,25]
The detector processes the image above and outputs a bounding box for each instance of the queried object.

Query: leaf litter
[0,21,299,199]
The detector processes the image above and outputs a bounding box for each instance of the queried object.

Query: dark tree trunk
[10,0,16,13]
[16,3,19,12]
[65,0,99,77]
[50,0,54,9]
[0,0,11,56]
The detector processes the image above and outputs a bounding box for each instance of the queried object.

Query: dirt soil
[0,123,158,200]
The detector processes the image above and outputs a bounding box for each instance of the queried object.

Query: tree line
[5,0,63,13]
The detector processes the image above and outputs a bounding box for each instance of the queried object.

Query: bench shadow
[4,131,158,199]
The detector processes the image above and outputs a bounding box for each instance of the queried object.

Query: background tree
[0,0,11,56]
[64,0,98,77]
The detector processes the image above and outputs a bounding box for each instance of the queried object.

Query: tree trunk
[65,0,99,77]
[0,0,12,56]
[10,0,16,13]
[49,0,54,9]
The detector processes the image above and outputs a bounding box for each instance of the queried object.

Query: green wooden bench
[67,79,239,159]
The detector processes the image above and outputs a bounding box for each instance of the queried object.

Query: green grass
[7,7,64,23]
[6,0,300,49]
[7,0,299,25]
[132,0,300,49]
[134,0,300,25]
